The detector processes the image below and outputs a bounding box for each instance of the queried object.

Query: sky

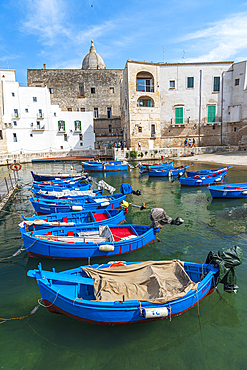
[1,0,247,84]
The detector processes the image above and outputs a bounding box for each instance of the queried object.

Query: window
[38,109,43,118]
[36,121,40,129]
[208,106,216,123]
[30,133,33,137]
[54,112,56,116]
[151,124,155,137]
[79,134,83,141]
[58,120,65,131]
[74,120,81,131]
[138,126,142,133]
[109,87,114,94]
[187,77,194,88]
[91,87,95,94]
[136,72,154,92]
[79,83,84,97]
[175,107,183,124]
[67,108,72,111]
[80,108,85,112]
[0,130,3,139]
[109,124,112,133]
[25,108,28,113]
[213,77,220,92]
[13,133,17,142]
[33,97,37,102]
[60,146,63,149]
[107,107,112,118]
[14,109,18,118]
[12,92,15,97]
[212,125,216,130]
[80,142,83,146]
[13,121,17,126]
[235,79,240,86]
[49,88,54,94]
[139,99,151,107]
[234,127,237,132]
[170,80,175,89]
[64,134,68,141]
[94,108,98,118]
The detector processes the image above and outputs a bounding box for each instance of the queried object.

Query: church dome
[82,40,106,70]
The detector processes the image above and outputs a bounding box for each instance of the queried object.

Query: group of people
[184,138,195,147]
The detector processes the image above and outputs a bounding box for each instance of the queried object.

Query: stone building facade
[27,41,123,149]
[121,60,247,149]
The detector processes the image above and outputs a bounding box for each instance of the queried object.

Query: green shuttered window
[187,77,194,88]
[74,120,81,131]
[208,106,216,123]
[213,77,220,92]
[58,120,65,131]
[175,107,183,124]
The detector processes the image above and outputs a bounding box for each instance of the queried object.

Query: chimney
[43,64,46,70]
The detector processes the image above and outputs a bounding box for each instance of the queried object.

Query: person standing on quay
[138,140,141,150]
[188,138,191,147]
[192,138,195,147]
[184,138,188,147]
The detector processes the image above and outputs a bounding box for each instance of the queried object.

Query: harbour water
[0,161,246,370]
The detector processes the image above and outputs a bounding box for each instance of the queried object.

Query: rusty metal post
[4,177,9,194]
[9,174,13,188]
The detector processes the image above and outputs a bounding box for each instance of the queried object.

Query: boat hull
[180,170,228,186]
[31,172,88,182]
[149,166,187,177]
[208,183,247,198]
[82,161,128,172]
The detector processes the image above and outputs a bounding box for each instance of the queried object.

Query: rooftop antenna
[6,59,10,69]
[163,47,165,63]
[182,51,185,62]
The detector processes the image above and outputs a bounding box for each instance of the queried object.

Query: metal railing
[0,173,18,202]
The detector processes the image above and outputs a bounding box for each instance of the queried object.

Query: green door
[208,106,216,123]
[175,107,183,124]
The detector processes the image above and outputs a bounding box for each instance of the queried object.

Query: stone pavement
[175,151,247,168]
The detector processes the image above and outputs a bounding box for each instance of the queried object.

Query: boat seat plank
[40,271,95,285]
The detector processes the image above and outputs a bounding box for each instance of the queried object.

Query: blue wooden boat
[29,193,127,214]
[208,183,247,198]
[27,259,219,324]
[139,161,174,174]
[20,224,159,259]
[186,167,231,177]
[82,160,128,172]
[148,166,187,177]
[32,181,90,191]
[30,188,102,200]
[20,209,125,231]
[180,167,230,186]
[31,171,88,182]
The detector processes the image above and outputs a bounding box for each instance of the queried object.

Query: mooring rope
[0,304,40,325]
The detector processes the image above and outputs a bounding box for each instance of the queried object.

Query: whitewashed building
[0,70,94,155]
[121,60,247,149]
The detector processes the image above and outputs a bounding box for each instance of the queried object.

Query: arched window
[137,96,154,107]
[136,72,154,92]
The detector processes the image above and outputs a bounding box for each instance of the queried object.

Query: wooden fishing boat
[180,167,230,186]
[32,181,90,191]
[20,224,159,259]
[186,167,231,177]
[30,188,102,200]
[29,194,127,214]
[148,166,187,177]
[139,161,174,174]
[81,160,128,172]
[31,171,88,182]
[20,209,125,231]
[27,259,219,324]
[208,183,247,198]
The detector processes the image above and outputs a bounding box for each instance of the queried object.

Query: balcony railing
[32,125,45,131]
[37,113,44,119]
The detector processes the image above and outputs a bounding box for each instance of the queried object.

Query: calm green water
[0,161,247,370]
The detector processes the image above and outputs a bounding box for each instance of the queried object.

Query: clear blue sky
[1,0,247,83]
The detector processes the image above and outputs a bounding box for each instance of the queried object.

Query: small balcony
[37,113,44,119]
[32,125,45,131]
[11,113,20,119]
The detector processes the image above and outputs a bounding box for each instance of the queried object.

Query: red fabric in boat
[93,213,109,221]
[110,227,135,241]
[68,231,73,236]
[62,217,68,223]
